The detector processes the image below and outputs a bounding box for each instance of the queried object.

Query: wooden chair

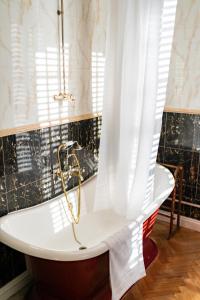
[158,163,183,239]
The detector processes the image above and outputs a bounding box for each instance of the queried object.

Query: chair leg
[168,186,176,240]
[177,168,183,229]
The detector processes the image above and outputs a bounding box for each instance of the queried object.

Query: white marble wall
[0,0,106,130]
[166,0,200,110]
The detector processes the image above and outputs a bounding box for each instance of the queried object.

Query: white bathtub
[0,164,174,262]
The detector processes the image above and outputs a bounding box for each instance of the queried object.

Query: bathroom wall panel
[0,193,7,218]
[183,204,200,220]
[158,112,200,220]
[158,113,166,148]
[164,113,199,150]
[157,146,165,164]
[0,138,4,177]
[6,179,44,213]
[181,114,197,150]
[166,0,200,110]
[0,116,101,287]
[0,176,6,195]
[193,117,200,151]
[195,186,200,204]
[3,131,44,193]
[165,113,184,149]
[0,137,7,217]
[184,185,196,203]
[0,117,101,215]
[0,0,107,130]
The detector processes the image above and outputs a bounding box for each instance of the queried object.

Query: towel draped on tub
[104,221,146,300]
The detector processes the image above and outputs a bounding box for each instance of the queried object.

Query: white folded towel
[104,221,146,300]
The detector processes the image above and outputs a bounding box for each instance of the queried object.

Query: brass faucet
[56,141,87,250]
[56,142,83,224]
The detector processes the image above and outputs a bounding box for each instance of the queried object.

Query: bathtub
[0,164,174,300]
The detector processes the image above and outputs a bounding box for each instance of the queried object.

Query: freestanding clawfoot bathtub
[0,164,174,300]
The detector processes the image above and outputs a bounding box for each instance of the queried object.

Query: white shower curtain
[95,0,176,219]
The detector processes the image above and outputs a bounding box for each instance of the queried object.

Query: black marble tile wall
[157,112,200,220]
[0,116,101,287]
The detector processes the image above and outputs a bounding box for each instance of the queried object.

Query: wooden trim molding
[1,106,199,138]
[0,113,102,138]
[164,106,200,115]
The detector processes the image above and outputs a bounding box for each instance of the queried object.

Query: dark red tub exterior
[26,209,159,300]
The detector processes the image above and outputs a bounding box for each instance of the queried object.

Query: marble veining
[0,0,106,130]
[166,0,200,110]
[157,112,200,220]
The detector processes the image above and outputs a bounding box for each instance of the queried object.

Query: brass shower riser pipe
[54,0,75,101]
[57,0,66,94]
